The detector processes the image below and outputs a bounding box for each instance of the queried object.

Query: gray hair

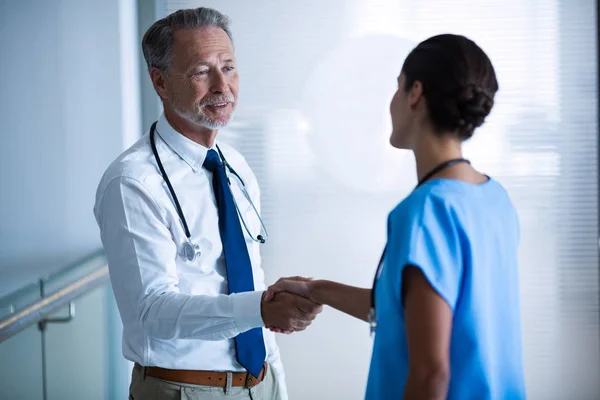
[142,7,233,73]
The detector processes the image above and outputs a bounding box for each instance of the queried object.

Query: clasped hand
[261,277,320,334]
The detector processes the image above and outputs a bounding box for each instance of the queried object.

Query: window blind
[163,1,599,398]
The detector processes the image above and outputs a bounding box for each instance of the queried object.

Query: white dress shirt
[94,113,286,396]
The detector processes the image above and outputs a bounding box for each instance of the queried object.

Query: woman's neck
[413,133,464,183]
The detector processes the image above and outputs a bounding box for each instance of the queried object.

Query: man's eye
[224,66,235,72]
[194,70,209,76]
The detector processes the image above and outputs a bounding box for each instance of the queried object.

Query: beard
[171,91,236,130]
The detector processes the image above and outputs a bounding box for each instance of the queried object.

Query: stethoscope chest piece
[368,307,377,336]
[150,120,269,263]
[183,241,202,262]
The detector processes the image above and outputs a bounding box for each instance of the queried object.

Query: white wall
[0,0,139,398]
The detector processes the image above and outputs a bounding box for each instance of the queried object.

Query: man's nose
[210,70,227,94]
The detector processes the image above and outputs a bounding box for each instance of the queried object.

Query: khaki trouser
[129,363,282,400]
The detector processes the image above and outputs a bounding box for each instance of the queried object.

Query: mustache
[199,94,235,107]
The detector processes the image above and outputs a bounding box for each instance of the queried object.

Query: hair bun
[456,83,494,137]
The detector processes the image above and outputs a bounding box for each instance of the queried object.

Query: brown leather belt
[135,362,268,388]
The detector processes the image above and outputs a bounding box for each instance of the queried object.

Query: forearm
[312,280,371,322]
[133,287,264,341]
[101,177,267,341]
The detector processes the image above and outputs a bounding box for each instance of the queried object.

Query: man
[94,7,321,399]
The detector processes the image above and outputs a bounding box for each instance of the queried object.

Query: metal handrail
[0,254,109,343]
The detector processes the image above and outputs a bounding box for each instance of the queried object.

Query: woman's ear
[407,81,424,109]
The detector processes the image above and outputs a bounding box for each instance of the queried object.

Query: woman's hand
[264,276,315,302]
[264,276,318,334]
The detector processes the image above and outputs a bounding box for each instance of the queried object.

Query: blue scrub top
[365,178,526,399]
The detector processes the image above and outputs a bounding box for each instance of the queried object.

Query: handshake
[260,277,322,334]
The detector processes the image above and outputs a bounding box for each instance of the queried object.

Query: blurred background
[0,0,598,398]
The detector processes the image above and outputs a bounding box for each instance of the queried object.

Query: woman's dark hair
[402,34,498,139]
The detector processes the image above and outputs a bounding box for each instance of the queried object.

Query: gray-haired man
[94,7,322,400]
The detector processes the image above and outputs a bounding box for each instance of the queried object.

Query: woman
[266,34,526,399]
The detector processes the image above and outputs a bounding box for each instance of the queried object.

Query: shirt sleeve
[390,194,464,311]
[97,175,265,342]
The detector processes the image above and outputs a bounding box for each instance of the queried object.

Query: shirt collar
[155,112,215,172]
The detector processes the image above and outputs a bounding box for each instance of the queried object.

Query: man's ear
[150,67,170,100]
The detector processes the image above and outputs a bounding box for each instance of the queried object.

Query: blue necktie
[203,149,266,378]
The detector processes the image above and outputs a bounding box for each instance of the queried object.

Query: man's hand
[267,277,372,324]
[264,276,316,303]
[261,289,322,334]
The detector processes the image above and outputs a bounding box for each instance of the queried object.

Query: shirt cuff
[232,290,265,332]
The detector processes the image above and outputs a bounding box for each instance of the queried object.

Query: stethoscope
[368,157,471,335]
[149,121,269,262]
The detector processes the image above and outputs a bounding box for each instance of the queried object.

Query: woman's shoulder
[388,183,449,228]
[390,177,504,221]
[392,179,457,210]
[389,177,517,234]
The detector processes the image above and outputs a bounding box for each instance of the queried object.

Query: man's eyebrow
[189,58,235,67]
[188,61,210,69]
